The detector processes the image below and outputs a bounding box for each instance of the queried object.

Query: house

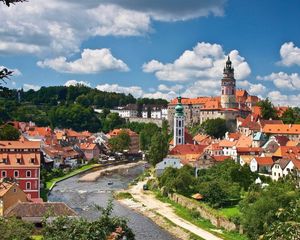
[204,142,223,156]
[111,104,138,118]
[219,139,237,158]
[0,181,28,216]
[79,143,100,161]
[250,156,273,173]
[107,129,140,153]
[0,141,41,199]
[155,157,182,176]
[4,202,77,224]
[239,155,254,166]
[262,124,300,141]
[196,153,217,169]
[252,132,267,147]
[193,134,212,145]
[272,146,300,160]
[271,159,294,181]
[262,136,290,154]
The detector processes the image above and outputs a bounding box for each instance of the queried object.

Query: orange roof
[26,127,52,137]
[205,143,222,151]
[291,159,300,170]
[286,140,300,147]
[0,141,40,149]
[202,100,221,110]
[262,124,300,134]
[213,156,232,162]
[228,132,242,140]
[219,139,237,148]
[240,155,253,164]
[254,157,273,165]
[275,106,289,117]
[236,135,252,148]
[251,106,262,116]
[0,153,41,168]
[193,134,209,143]
[169,144,207,156]
[169,96,220,105]
[108,128,138,137]
[237,147,262,153]
[236,89,248,98]
[273,146,300,158]
[246,95,259,103]
[0,182,15,197]
[80,143,97,150]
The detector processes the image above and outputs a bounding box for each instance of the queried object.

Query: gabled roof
[0,141,40,150]
[108,128,138,137]
[0,181,14,197]
[262,124,300,135]
[253,157,273,166]
[273,159,291,170]
[240,155,253,164]
[169,144,207,156]
[80,143,97,150]
[273,146,300,159]
[219,139,237,148]
[193,134,209,143]
[5,202,77,218]
[236,135,252,148]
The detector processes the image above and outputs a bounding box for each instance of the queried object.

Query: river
[48,164,177,240]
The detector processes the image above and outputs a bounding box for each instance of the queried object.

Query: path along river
[48,164,177,240]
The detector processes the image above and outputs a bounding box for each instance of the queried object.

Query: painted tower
[221,56,237,108]
[173,96,185,146]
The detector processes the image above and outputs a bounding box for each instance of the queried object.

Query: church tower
[173,96,185,146]
[221,56,237,108]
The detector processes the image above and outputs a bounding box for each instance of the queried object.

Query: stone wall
[126,117,163,127]
[169,193,238,232]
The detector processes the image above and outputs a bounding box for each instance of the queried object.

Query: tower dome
[175,96,184,116]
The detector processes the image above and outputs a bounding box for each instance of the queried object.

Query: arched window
[26,170,31,178]
[26,182,31,190]
[178,120,181,127]
[1,171,6,178]
[14,170,19,178]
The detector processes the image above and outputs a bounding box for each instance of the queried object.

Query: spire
[224,55,234,75]
[175,96,184,117]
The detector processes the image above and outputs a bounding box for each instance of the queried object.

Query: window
[13,188,17,193]
[26,182,31,190]
[1,171,6,178]
[26,170,31,178]
[178,138,181,144]
[17,158,21,164]
[14,170,19,178]
[178,121,181,127]
[30,158,35,163]
[178,129,181,135]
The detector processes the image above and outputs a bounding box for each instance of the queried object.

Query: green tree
[0,217,33,240]
[200,118,227,138]
[257,98,278,120]
[108,130,131,152]
[281,107,300,124]
[0,124,20,140]
[102,112,125,133]
[76,94,91,107]
[148,131,168,166]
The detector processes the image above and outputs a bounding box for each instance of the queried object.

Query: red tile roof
[0,141,40,149]
[254,157,273,166]
[262,124,300,135]
[213,156,232,162]
[108,128,138,137]
[169,144,207,156]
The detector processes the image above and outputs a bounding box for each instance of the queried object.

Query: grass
[155,193,248,240]
[219,206,241,219]
[46,164,100,189]
[31,236,43,240]
[114,192,133,200]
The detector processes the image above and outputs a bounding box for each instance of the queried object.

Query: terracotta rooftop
[5,202,77,218]
[0,141,40,150]
[236,135,252,148]
[273,146,300,159]
[169,144,207,156]
[254,156,273,166]
[193,134,209,143]
[262,124,300,134]
[108,128,138,137]
[219,139,237,148]
[213,156,232,162]
[0,152,41,167]
[0,181,14,197]
[240,155,254,164]
[80,143,97,150]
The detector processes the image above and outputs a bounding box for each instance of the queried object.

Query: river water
[48,165,177,240]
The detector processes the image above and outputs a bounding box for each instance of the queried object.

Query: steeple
[173,96,185,146]
[175,96,184,117]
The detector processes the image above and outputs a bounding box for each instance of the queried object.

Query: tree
[281,107,300,124]
[257,98,278,120]
[0,217,33,240]
[43,201,134,240]
[102,113,125,133]
[148,131,168,166]
[108,130,131,152]
[200,118,227,138]
[0,124,20,140]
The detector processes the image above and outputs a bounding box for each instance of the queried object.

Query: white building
[271,159,294,181]
[173,96,185,146]
[155,157,182,176]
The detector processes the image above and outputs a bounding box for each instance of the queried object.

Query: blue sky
[1,0,300,106]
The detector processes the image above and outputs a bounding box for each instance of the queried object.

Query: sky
[1,0,300,106]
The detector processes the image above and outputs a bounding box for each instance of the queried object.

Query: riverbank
[117,180,222,240]
[78,161,146,182]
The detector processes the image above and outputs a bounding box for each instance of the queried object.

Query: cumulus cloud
[257,72,300,90]
[96,83,144,98]
[279,42,300,67]
[64,80,91,87]
[237,80,266,96]
[37,49,129,73]
[0,0,226,56]
[23,83,40,91]
[143,42,251,82]
[267,91,300,107]
[158,84,183,92]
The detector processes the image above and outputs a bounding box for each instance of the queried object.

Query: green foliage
[280,107,300,124]
[148,131,169,166]
[257,98,278,120]
[0,217,33,240]
[200,118,228,138]
[102,112,125,133]
[43,201,134,240]
[0,124,20,140]
[108,130,131,152]
[239,179,300,240]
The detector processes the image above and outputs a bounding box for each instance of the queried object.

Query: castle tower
[221,56,237,108]
[173,96,185,146]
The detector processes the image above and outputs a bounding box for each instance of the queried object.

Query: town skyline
[1,0,300,107]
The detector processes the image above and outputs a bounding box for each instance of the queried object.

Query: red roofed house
[0,141,41,199]
[250,156,274,173]
[107,129,139,153]
[79,143,100,161]
[262,124,300,141]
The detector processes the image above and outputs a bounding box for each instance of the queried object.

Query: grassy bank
[156,193,247,240]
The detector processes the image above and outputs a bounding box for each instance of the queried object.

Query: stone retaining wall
[169,193,238,232]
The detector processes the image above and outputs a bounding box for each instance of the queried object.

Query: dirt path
[122,180,223,240]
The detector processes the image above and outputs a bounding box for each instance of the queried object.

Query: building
[0,141,41,199]
[0,181,28,216]
[107,129,140,153]
[167,57,256,130]
[173,96,185,146]
[262,124,300,141]
[155,157,182,176]
[271,159,294,181]
[110,104,138,118]
[79,143,100,161]
[249,157,273,173]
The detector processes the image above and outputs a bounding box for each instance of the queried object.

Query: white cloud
[279,42,300,67]
[257,72,300,90]
[237,80,266,96]
[143,42,251,83]
[64,80,91,87]
[182,80,220,98]
[143,91,177,100]
[96,84,144,98]
[267,91,300,107]
[0,1,226,56]
[37,49,129,73]
[158,84,183,92]
[23,83,40,91]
